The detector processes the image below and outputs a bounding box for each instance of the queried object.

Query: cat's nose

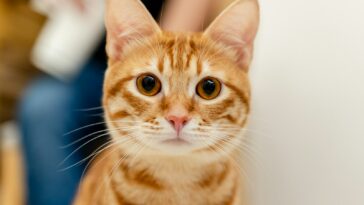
[166,115,190,134]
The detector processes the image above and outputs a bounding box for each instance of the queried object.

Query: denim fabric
[18,60,107,205]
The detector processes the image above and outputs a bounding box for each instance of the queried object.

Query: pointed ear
[105,0,161,62]
[204,0,259,71]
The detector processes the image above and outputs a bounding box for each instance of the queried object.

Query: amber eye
[136,73,161,96]
[196,77,221,100]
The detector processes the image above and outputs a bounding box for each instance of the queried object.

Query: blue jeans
[18,61,107,205]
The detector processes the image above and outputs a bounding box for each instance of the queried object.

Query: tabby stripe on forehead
[184,38,193,68]
[157,55,164,73]
[185,51,192,68]
[175,38,186,70]
[196,58,203,75]
[166,39,175,68]
[189,38,197,51]
[108,76,134,96]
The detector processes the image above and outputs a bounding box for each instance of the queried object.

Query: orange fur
[74,0,259,204]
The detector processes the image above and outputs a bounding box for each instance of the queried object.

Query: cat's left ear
[204,0,259,71]
[105,0,161,62]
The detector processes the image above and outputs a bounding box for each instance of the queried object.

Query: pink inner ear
[204,0,259,70]
[105,0,161,62]
[108,26,136,61]
[209,30,254,70]
[108,24,158,61]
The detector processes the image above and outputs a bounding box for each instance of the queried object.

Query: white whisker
[73,106,103,111]
[59,129,134,166]
[79,136,138,182]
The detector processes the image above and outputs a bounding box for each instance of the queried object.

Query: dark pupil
[142,76,156,92]
[202,79,216,95]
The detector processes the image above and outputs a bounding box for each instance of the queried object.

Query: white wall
[249,0,364,204]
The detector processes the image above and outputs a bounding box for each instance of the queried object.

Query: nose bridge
[165,72,190,114]
[162,91,191,120]
[169,71,187,93]
[166,101,188,117]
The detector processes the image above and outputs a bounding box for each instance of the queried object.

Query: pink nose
[166,115,190,134]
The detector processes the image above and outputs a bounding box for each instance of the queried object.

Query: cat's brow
[108,76,135,96]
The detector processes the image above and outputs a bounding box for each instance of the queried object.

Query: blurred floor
[0,122,24,205]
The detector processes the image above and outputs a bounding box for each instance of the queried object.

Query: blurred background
[0,0,363,205]
[1,0,44,204]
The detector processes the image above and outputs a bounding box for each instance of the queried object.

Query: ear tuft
[204,0,259,71]
[105,0,161,62]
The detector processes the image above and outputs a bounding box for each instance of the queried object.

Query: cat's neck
[113,148,241,186]
[89,148,243,205]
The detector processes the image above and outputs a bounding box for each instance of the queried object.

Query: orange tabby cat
[73,0,259,204]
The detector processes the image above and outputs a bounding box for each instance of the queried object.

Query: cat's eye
[196,77,221,100]
[136,73,161,96]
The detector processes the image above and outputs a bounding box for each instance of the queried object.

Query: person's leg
[18,76,82,205]
[18,61,106,205]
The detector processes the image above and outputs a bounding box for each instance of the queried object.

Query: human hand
[161,0,210,32]
[160,0,236,32]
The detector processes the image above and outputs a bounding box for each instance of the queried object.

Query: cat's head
[103,0,259,158]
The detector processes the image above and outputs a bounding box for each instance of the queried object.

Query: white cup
[31,0,105,80]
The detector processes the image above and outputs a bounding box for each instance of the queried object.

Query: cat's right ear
[105,0,161,62]
[204,0,259,71]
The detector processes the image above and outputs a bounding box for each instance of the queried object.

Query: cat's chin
[143,139,198,155]
[162,138,190,145]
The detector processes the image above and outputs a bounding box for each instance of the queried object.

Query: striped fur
[74,0,259,204]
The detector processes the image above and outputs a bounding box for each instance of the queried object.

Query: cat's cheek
[104,97,128,117]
